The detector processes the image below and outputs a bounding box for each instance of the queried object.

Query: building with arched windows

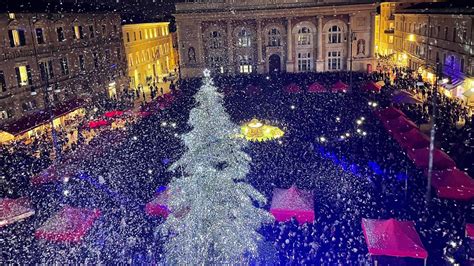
[175,0,377,77]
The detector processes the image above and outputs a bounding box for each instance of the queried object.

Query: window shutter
[19,30,26,46]
[8,30,15,47]
[15,67,21,86]
[26,65,33,85]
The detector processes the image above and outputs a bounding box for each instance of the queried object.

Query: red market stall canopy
[145,186,170,218]
[88,120,109,129]
[284,83,301,93]
[104,110,124,118]
[362,218,428,260]
[307,82,326,93]
[392,90,422,105]
[425,169,474,201]
[383,116,418,134]
[0,198,35,227]
[467,224,474,239]
[331,81,348,93]
[0,99,85,136]
[362,81,382,93]
[377,107,406,120]
[270,185,314,224]
[35,206,100,243]
[396,128,430,150]
[407,147,456,170]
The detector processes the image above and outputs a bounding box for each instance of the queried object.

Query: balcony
[384,29,395,34]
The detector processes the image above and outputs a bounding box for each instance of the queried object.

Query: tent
[407,147,456,170]
[396,128,430,150]
[35,206,100,243]
[104,110,124,118]
[377,107,406,120]
[307,82,326,93]
[0,198,35,227]
[145,186,170,218]
[284,83,301,93]
[425,169,474,201]
[392,90,422,105]
[467,224,474,239]
[270,185,314,224]
[362,81,382,93]
[383,116,418,134]
[362,218,428,263]
[331,81,348,93]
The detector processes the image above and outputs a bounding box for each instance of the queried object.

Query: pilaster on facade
[226,20,234,72]
[286,17,294,73]
[316,15,324,71]
[256,19,264,73]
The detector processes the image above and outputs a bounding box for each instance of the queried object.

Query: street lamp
[425,56,441,204]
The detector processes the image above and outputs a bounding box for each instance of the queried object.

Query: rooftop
[396,1,474,15]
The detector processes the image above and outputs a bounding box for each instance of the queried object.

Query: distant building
[392,2,474,104]
[122,22,176,89]
[174,0,378,78]
[0,12,128,139]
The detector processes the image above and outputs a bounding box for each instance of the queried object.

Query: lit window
[145,29,149,39]
[128,54,133,66]
[15,65,31,86]
[388,35,394,44]
[237,28,251,47]
[297,27,311,46]
[328,25,342,44]
[8,13,15,19]
[73,25,84,39]
[8,29,26,47]
[154,28,158,38]
[239,55,252,73]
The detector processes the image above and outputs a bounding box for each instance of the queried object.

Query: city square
[1,0,473,265]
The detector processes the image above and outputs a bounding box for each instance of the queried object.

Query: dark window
[102,25,106,35]
[0,71,6,92]
[39,61,54,80]
[133,32,137,41]
[139,31,142,40]
[444,27,448,40]
[452,27,456,42]
[36,28,45,44]
[79,54,86,71]
[116,48,121,60]
[113,25,117,34]
[89,25,95,38]
[93,52,99,68]
[460,58,465,73]
[126,32,130,42]
[60,58,69,75]
[57,27,65,42]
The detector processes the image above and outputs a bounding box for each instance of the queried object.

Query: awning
[0,99,86,136]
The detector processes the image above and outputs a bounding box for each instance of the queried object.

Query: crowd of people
[2,69,473,265]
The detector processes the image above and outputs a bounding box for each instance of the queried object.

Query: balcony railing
[384,29,395,34]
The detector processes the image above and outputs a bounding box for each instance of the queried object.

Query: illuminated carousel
[239,118,284,142]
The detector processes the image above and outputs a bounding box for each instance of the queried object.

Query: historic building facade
[393,2,474,103]
[0,12,129,127]
[122,22,176,89]
[174,0,377,78]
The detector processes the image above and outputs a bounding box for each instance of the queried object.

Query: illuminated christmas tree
[161,69,273,264]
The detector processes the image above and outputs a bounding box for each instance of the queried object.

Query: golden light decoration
[239,118,284,142]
